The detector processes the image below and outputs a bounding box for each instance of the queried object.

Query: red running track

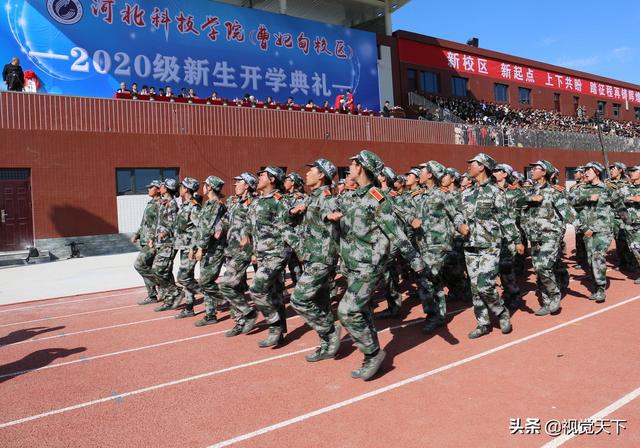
[0,249,638,447]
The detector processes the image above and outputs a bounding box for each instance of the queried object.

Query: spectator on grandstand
[149,86,156,96]
[158,88,165,97]
[322,100,330,109]
[165,86,174,98]
[140,85,149,95]
[131,83,139,95]
[209,91,219,101]
[187,88,198,99]
[3,57,24,92]
[179,88,188,98]
[285,97,296,108]
[305,99,316,110]
[265,96,276,105]
[116,81,130,94]
[381,100,392,117]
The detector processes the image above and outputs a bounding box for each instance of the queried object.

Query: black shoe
[194,314,218,327]
[175,309,195,319]
[377,307,401,319]
[137,296,157,305]
[225,322,245,337]
[467,325,491,339]
[258,325,284,348]
[422,318,445,334]
[351,350,386,381]
[498,311,512,334]
[535,306,550,316]
[154,303,172,312]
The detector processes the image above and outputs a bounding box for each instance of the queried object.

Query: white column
[384,0,392,36]
[279,0,287,14]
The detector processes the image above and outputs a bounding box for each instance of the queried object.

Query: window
[0,168,30,180]
[494,84,509,102]
[553,93,561,112]
[565,167,578,181]
[518,87,531,105]
[636,107,640,121]
[451,76,468,97]
[613,103,620,118]
[573,96,580,114]
[337,167,350,180]
[421,71,440,94]
[116,168,179,195]
[524,166,534,180]
[597,101,606,115]
[407,69,418,92]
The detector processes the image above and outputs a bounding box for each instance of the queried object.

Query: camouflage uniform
[522,162,574,313]
[608,171,635,269]
[461,154,520,337]
[413,161,464,327]
[193,177,227,321]
[618,170,640,281]
[284,185,306,285]
[133,191,161,303]
[151,194,180,304]
[573,162,629,301]
[242,172,290,345]
[568,179,587,267]
[174,194,201,310]
[289,176,341,357]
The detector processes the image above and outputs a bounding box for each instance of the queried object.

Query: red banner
[398,39,640,106]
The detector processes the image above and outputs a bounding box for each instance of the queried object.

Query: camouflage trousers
[499,240,521,300]
[198,248,225,317]
[624,226,640,267]
[337,265,384,356]
[575,229,587,265]
[219,254,254,320]
[151,245,179,303]
[134,244,157,300]
[249,255,287,325]
[530,236,562,308]
[443,240,471,302]
[417,244,449,320]
[287,251,303,285]
[381,254,401,311]
[614,220,635,268]
[464,246,507,327]
[290,262,335,335]
[585,232,613,289]
[176,249,199,309]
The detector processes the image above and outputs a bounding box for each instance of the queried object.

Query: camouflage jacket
[155,197,179,246]
[242,190,289,258]
[503,185,526,223]
[135,197,161,245]
[194,198,227,252]
[618,182,640,227]
[222,195,253,260]
[522,181,574,241]
[173,199,200,250]
[607,179,630,222]
[413,185,464,248]
[338,184,425,273]
[460,179,521,248]
[572,182,629,234]
[290,185,339,265]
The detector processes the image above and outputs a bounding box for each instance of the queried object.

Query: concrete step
[0,249,52,267]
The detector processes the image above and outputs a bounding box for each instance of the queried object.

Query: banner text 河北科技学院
[1,0,380,110]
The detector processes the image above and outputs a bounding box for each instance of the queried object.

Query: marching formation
[132,150,640,381]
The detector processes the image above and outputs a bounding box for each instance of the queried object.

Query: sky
[392,0,639,85]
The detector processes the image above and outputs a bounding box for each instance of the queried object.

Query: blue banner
[1,0,380,109]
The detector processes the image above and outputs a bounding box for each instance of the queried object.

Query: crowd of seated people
[114,82,378,116]
[420,94,640,139]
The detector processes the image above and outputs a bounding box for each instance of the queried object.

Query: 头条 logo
[47,0,83,25]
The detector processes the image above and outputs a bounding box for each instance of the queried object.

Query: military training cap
[446,167,461,181]
[350,149,385,176]
[204,175,225,192]
[575,166,585,173]
[396,174,407,184]
[286,172,305,189]
[420,160,447,180]
[257,166,286,184]
[493,163,514,175]
[146,179,162,188]
[233,172,258,190]
[609,162,627,172]
[162,178,179,192]
[306,159,337,181]
[406,167,421,178]
[467,153,497,171]
[381,166,398,183]
[584,161,605,173]
[511,171,525,182]
[627,165,640,172]
[530,160,555,174]
[181,177,200,192]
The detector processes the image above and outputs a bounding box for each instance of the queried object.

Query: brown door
[0,169,34,251]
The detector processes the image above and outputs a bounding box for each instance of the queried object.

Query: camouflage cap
[529,159,555,174]
[350,149,385,176]
[467,153,497,171]
[181,177,200,191]
[406,167,421,178]
[307,158,337,180]
[162,178,179,192]
[584,161,605,173]
[146,179,162,188]
[337,178,346,185]
[511,171,525,182]
[257,165,286,184]
[380,166,398,183]
[204,175,225,192]
[609,162,627,171]
[446,167,461,181]
[191,192,203,204]
[627,165,640,172]
[396,174,407,184]
[493,163,514,175]
[419,160,447,180]
[233,172,258,190]
[286,172,305,188]
[575,166,585,173]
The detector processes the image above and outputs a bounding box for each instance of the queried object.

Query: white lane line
[0,310,458,427]
[0,290,142,314]
[541,385,640,447]
[1,316,174,347]
[206,295,640,448]
[0,305,139,328]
